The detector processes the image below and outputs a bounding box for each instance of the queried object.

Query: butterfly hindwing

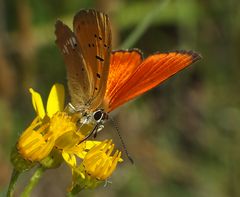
[73,9,112,111]
[104,50,201,112]
[55,20,90,108]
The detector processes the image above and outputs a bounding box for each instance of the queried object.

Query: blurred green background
[1,0,240,196]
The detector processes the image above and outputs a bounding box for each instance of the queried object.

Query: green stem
[120,0,170,49]
[21,166,45,197]
[66,191,74,197]
[7,169,21,197]
[66,185,84,197]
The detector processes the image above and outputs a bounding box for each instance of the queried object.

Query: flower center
[48,112,85,150]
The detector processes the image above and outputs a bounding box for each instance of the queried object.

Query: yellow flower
[17,84,64,161]
[17,84,85,162]
[16,84,101,167]
[83,140,122,180]
[17,116,54,161]
[70,140,122,191]
[13,83,123,193]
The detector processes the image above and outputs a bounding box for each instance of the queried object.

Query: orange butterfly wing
[103,49,143,110]
[104,50,201,112]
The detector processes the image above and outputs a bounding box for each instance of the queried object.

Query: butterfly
[55,9,201,140]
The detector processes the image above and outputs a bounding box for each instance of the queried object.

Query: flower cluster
[11,84,122,192]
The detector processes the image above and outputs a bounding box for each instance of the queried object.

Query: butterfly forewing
[103,49,143,110]
[55,20,91,108]
[73,9,112,111]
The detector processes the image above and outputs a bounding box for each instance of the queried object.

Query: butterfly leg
[64,102,77,114]
[93,124,104,138]
[104,179,112,187]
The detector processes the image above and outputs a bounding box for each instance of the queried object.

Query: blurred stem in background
[16,0,37,89]
[120,0,170,49]
[177,0,198,48]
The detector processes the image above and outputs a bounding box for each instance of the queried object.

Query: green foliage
[1,0,240,196]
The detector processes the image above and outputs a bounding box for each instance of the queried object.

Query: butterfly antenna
[109,116,134,164]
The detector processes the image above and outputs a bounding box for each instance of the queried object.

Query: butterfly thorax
[66,103,108,137]
[78,109,108,141]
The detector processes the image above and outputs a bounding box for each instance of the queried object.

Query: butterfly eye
[93,110,104,122]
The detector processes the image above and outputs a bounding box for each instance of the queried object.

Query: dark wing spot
[96,73,101,78]
[96,55,104,62]
[81,68,84,71]
[99,36,103,40]
[104,44,107,48]
[88,44,91,47]
[95,87,98,90]
[92,44,95,47]
[94,34,97,38]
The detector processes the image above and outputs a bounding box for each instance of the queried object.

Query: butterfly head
[93,109,108,123]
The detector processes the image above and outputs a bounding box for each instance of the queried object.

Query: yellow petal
[47,84,65,117]
[85,141,101,150]
[29,88,45,119]
[75,151,87,159]
[62,151,76,167]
